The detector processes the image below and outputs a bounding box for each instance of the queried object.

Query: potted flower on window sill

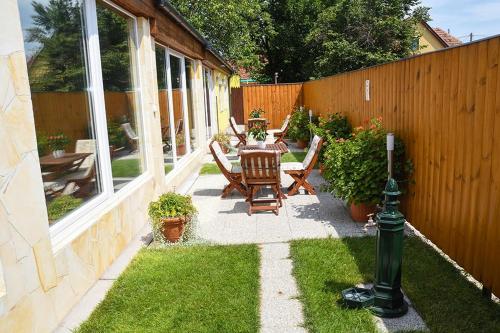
[248,124,267,149]
[148,192,197,243]
[322,117,409,222]
[48,133,70,158]
[176,133,186,155]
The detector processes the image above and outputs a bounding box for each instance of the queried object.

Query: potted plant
[288,106,318,149]
[310,113,352,173]
[213,133,231,153]
[248,122,267,148]
[249,108,265,119]
[176,133,186,155]
[323,117,409,222]
[48,133,70,158]
[148,192,197,243]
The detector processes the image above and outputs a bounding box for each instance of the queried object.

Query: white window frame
[49,0,150,244]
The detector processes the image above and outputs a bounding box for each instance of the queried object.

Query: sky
[421,0,500,42]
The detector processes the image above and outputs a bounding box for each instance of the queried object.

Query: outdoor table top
[237,142,289,156]
[39,152,92,167]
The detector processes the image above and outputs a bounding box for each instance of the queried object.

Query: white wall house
[0,0,231,331]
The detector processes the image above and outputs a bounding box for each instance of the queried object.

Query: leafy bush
[310,113,352,163]
[323,117,409,205]
[37,134,49,156]
[213,133,231,148]
[248,122,267,141]
[107,120,127,148]
[249,108,265,118]
[148,192,197,221]
[47,195,83,222]
[288,106,318,142]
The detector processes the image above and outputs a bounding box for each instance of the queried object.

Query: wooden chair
[268,115,291,145]
[209,140,247,198]
[121,123,139,152]
[240,150,283,215]
[230,116,246,147]
[282,135,323,196]
[45,155,97,199]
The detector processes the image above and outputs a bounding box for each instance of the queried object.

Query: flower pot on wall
[160,217,186,243]
[349,202,376,223]
[296,139,308,149]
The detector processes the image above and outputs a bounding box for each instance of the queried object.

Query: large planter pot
[177,144,186,155]
[160,217,186,243]
[349,202,376,223]
[296,139,308,149]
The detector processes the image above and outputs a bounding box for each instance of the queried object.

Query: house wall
[417,23,446,54]
[0,1,225,332]
[214,70,231,133]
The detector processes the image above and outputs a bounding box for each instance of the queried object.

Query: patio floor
[190,170,377,244]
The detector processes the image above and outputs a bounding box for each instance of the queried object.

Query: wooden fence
[233,83,304,128]
[233,36,500,296]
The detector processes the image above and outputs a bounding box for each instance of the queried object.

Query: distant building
[416,21,462,54]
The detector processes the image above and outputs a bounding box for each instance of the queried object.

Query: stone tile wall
[0,4,211,332]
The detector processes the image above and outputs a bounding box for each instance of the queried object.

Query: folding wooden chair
[268,114,291,145]
[121,123,139,152]
[282,135,323,196]
[209,140,247,198]
[230,116,246,147]
[240,150,283,215]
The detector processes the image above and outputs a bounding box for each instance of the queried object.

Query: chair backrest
[209,140,232,173]
[75,139,96,169]
[230,117,242,135]
[281,115,291,132]
[175,119,183,135]
[302,135,323,170]
[121,123,138,139]
[240,150,280,185]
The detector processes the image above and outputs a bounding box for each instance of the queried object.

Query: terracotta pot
[160,217,186,243]
[177,144,186,155]
[349,202,376,223]
[296,139,308,149]
[220,144,230,154]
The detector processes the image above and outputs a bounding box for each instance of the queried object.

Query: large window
[19,0,102,226]
[96,1,145,191]
[185,59,197,151]
[18,0,145,228]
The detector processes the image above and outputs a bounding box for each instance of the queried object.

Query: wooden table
[39,153,92,177]
[237,142,289,156]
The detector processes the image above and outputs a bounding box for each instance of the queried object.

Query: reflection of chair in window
[45,154,96,199]
[121,123,139,152]
[175,119,183,135]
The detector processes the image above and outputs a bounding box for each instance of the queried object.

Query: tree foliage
[169,0,273,74]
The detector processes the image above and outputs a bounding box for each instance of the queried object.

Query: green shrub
[310,113,352,163]
[249,108,265,118]
[323,117,409,205]
[37,134,49,157]
[47,195,83,223]
[107,120,127,148]
[213,133,231,150]
[288,106,318,142]
[148,192,197,221]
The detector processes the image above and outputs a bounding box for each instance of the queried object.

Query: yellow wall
[229,75,240,88]
[417,23,446,54]
[214,70,230,133]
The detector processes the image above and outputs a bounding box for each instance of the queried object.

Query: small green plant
[107,120,127,148]
[288,106,318,142]
[248,122,267,141]
[47,133,70,151]
[323,117,410,205]
[213,133,231,149]
[36,134,49,156]
[249,108,265,118]
[47,195,83,222]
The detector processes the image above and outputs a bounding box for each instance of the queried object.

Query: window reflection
[169,55,186,159]
[185,59,197,151]
[155,46,174,174]
[97,1,145,191]
[19,0,102,225]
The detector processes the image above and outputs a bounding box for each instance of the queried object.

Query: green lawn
[77,245,260,333]
[281,151,307,163]
[291,237,500,333]
[111,159,140,178]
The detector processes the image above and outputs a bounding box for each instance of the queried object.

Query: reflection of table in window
[237,143,289,156]
[40,153,92,180]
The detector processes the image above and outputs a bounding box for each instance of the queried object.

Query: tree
[306,0,429,78]
[169,0,273,76]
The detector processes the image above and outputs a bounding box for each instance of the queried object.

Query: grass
[77,245,260,333]
[281,151,307,163]
[111,158,140,178]
[290,237,500,333]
